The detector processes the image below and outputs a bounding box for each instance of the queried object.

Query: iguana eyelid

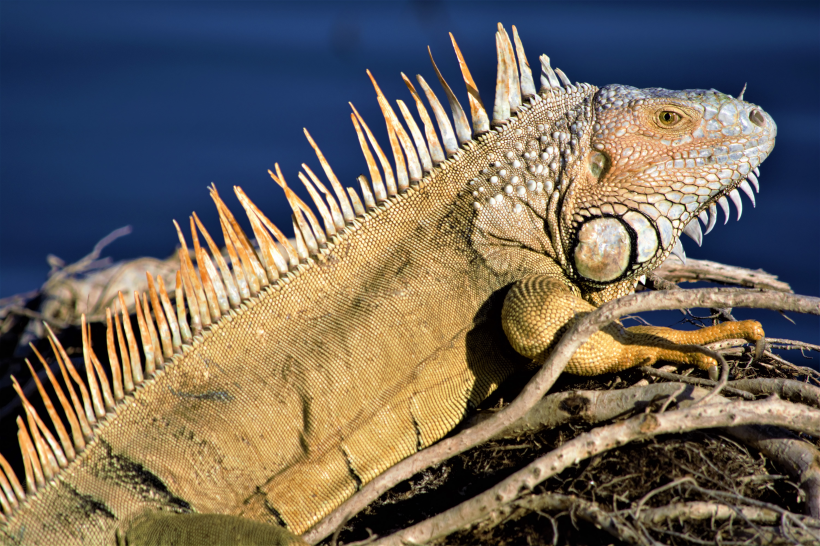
[648,104,697,130]
[658,111,681,125]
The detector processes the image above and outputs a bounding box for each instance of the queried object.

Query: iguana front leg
[502,274,764,375]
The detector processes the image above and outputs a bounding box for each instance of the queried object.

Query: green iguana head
[447,26,776,302]
[563,85,776,287]
[466,54,775,302]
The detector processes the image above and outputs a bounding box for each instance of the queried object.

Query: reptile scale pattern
[0,23,776,545]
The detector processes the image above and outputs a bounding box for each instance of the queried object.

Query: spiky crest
[0,22,577,518]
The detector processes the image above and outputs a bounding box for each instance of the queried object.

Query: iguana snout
[565,85,776,286]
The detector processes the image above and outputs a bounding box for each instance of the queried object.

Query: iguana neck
[466,86,597,294]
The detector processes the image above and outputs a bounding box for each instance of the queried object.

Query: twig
[633,476,696,518]
[766,338,820,353]
[683,483,820,541]
[640,366,756,400]
[693,349,729,406]
[654,257,793,293]
[0,307,49,323]
[0,290,41,312]
[626,482,791,546]
[658,384,687,413]
[644,272,679,292]
[764,350,820,378]
[44,225,132,279]
[514,493,645,545]
[636,500,781,525]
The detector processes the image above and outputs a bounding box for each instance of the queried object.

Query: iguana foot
[502,274,764,375]
[122,512,307,546]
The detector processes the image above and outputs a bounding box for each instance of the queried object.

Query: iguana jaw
[561,85,776,288]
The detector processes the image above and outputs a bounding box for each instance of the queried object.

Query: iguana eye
[657,110,681,126]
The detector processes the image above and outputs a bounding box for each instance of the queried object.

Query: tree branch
[370,396,820,545]
[489,382,820,520]
[654,257,793,293]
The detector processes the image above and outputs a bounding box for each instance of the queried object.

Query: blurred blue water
[1,1,818,345]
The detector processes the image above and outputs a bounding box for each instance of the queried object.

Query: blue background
[1,1,818,346]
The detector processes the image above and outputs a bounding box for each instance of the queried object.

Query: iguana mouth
[655,164,765,266]
[680,164,762,255]
[679,103,776,251]
[673,103,775,259]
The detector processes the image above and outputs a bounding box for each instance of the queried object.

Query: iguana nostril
[749,108,766,128]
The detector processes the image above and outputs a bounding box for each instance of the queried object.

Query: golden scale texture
[126,513,304,546]
[502,274,764,375]
[3,109,534,545]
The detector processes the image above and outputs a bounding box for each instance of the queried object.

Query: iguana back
[0,24,775,545]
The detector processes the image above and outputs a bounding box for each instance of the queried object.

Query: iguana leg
[502,274,764,375]
[122,512,307,546]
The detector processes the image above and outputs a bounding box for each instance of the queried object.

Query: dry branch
[305,288,820,544]
[638,500,779,525]
[370,396,820,545]
[488,382,820,520]
[505,493,643,544]
[729,425,820,518]
[767,338,820,354]
[729,378,820,408]
[491,383,699,437]
[636,499,819,546]
[483,493,819,546]
[639,370,820,408]
[640,366,756,400]
[654,257,793,293]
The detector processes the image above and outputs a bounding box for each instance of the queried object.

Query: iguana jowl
[0,24,775,545]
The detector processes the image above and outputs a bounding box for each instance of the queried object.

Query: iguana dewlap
[0,24,774,545]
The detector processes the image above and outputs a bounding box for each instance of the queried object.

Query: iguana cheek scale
[0,23,775,545]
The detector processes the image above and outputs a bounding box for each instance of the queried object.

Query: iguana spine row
[0,23,555,527]
[0,21,776,545]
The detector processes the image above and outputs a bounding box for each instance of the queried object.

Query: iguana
[0,24,775,545]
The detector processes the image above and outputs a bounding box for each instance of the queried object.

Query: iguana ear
[122,512,307,546]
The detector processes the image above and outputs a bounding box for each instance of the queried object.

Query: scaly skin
[0,31,775,546]
[496,84,775,375]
